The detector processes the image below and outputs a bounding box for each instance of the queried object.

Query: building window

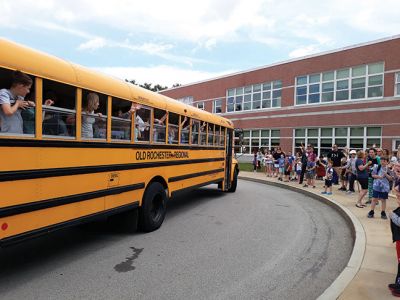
[226,80,282,113]
[213,99,222,113]
[396,73,400,96]
[196,102,204,110]
[177,96,193,105]
[294,126,382,156]
[237,129,280,154]
[295,62,384,105]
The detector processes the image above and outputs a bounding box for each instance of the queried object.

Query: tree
[126,79,170,92]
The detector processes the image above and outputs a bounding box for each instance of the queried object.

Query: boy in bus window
[0,70,34,134]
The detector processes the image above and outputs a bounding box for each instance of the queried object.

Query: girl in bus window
[81,92,102,139]
[0,70,34,134]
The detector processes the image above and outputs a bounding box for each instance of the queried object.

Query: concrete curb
[238,176,366,300]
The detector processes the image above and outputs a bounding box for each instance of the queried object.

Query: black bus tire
[227,169,238,193]
[139,182,167,232]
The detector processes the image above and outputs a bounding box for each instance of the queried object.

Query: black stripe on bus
[0,158,225,182]
[170,178,224,197]
[0,138,225,150]
[0,202,139,248]
[0,183,144,219]
[168,168,225,183]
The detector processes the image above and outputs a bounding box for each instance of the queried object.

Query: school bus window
[81,90,107,140]
[191,119,200,145]
[42,79,76,138]
[215,125,221,146]
[135,105,151,142]
[111,98,132,141]
[200,121,207,145]
[153,108,166,143]
[220,127,226,146]
[0,68,35,136]
[180,116,190,144]
[168,112,179,144]
[207,123,214,145]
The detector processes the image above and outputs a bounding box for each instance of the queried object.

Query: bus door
[224,129,233,190]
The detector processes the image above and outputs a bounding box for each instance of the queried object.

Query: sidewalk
[239,171,397,300]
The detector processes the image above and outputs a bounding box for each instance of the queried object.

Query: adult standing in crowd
[298,144,308,185]
[366,148,381,204]
[327,144,345,189]
[355,150,370,208]
[273,146,285,178]
[345,150,358,194]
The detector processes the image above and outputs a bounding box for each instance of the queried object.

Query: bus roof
[0,38,233,129]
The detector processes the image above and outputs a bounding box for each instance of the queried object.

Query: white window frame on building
[295,62,384,106]
[293,126,382,157]
[393,139,400,152]
[213,99,222,113]
[226,80,282,113]
[177,96,194,105]
[395,72,400,96]
[238,129,280,154]
[196,101,204,110]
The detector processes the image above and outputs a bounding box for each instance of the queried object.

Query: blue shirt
[278,157,285,168]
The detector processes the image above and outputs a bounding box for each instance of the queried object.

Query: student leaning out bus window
[81,92,102,139]
[0,70,34,134]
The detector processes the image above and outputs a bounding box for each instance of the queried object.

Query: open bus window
[220,127,225,146]
[168,112,179,144]
[42,79,76,138]
[200,121,207,145]
[81,90,107,140]
[135,105,151,142]
[208,124,214,145]
[215,125,221,146]
[191,119,200,145]
[0,68,35,136]
[111,98,132,141]
[180,116,190,144]
[153,108,166,143]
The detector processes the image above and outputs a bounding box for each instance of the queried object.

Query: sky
[1,0,399,88]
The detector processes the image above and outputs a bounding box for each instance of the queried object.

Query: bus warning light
[1,223,8,231]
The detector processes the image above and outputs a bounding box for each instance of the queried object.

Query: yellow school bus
[0,39,239,247]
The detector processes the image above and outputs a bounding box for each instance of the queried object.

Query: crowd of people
[252,144,400,201]
[252,143,400,295]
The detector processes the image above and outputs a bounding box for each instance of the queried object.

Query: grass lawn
[238,162,264,172]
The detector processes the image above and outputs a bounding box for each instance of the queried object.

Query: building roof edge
[162,34,400,93]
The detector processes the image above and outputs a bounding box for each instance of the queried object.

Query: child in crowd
[388,163,400,296]
[304,158,316,188]
[367,156,393,219]
[322,160,334,195]
[278,154,285,181]
[296,158,302,183]
[284,156,291,182]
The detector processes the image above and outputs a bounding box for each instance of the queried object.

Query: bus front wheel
[139,182,167,232]
[227,169,238,193]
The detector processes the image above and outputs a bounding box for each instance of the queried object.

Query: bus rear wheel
[139,182,167,232]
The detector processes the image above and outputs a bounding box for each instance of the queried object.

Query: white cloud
[78,37,107,50]
[288,45,321,58]
[2,0,400,69]
[95,65,236,87]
